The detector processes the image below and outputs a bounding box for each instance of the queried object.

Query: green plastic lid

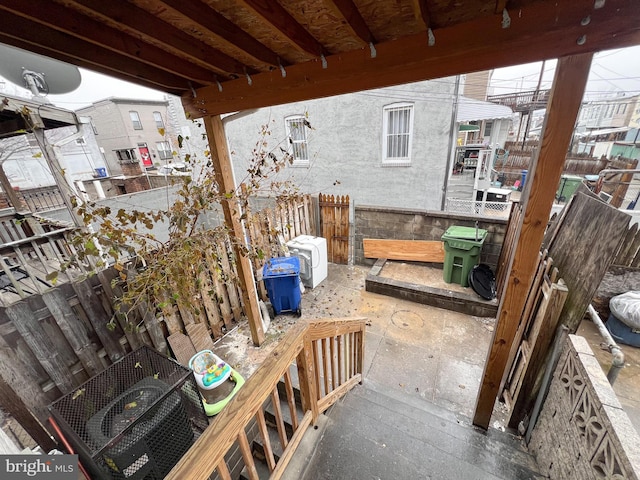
[444,226,487,240]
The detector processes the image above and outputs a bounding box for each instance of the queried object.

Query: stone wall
[354,205,508,270]
[530,335,640,480]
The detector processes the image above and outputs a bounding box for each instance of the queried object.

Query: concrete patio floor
[217,262,505,427]
[215,261,640,435]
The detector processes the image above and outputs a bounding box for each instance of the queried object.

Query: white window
[129,111,142,130]
[606,105,615,118]
[483,120,493,138]
[156,141,173,160]
[382,103,413,165]
[115,148,137,163]
[153,111,165,129]
[285,115,309,165]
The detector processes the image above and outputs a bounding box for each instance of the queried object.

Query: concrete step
[239,454,271,480]
[263,386,305,439]
[297,381,544,480]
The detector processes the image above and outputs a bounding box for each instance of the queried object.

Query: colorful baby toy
[188,350,231,390]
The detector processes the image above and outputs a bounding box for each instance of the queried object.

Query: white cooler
[286,235,328,289]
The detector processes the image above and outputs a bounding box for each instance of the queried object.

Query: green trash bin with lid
[555,175,583,202]
[441,226,488,287]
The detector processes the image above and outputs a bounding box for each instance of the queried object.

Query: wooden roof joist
[183,0,640,116]
[0,0,635,112]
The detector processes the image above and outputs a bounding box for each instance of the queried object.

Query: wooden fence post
[5,302,77,394]
[296,336,319,425]
[0,376,56,452]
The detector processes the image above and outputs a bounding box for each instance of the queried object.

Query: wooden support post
[472,53,593,430]
[0,376,57,452]
[203,115,264,346]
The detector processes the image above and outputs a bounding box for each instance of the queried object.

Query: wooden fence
[245,194,316,301]
[0,194,317,449]
[319,193,350,264]
[612,222,640,268]
[496,143,638,200]
[495,202,523,297]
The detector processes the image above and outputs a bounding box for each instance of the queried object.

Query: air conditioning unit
[286,235,328,289]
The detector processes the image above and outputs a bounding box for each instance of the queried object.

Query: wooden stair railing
[166,317,366,480]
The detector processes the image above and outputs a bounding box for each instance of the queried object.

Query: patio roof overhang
[0,0,638,432]
[0,95,77,138]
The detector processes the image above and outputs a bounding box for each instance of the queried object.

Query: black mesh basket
[49,346,208,480]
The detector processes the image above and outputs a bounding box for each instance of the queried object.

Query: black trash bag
[468,264,497,300]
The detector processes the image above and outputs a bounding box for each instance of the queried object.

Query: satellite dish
[0,43,81,96]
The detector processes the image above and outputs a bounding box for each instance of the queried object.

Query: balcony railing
[166,317,366,480]
[487,89,551,112]
[446,198,512,218]
[0,213,85,305]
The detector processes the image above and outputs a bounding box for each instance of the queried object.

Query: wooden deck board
[363,239,445,263]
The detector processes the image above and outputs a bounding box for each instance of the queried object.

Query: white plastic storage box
[286,235,328,289]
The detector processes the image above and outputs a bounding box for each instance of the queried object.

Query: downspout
[441,75,461,211]
[587,304,625,384]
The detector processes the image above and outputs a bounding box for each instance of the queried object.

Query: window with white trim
[285,115,309,165]
[115,148,137,163]
[483,120,493,138]
[129,111,142,130]
[153,111,165,129]
[382,103,413,165]
[156,141,173,160]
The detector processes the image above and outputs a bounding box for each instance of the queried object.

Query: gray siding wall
[223,80,456,213]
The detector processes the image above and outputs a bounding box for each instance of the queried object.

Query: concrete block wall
[529,335,640,480]
[354,205,507,270]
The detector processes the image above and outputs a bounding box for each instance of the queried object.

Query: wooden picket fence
[245,194,316,300]
[612,222,640,268]
[0,194,318,448]
[319,193,350,264]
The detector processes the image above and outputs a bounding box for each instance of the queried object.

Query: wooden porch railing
[166,317,366,480]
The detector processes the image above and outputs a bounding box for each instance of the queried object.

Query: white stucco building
[223,78,511,212]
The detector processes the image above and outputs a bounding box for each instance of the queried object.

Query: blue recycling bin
[520,170,528,191]
[263,257,302,316]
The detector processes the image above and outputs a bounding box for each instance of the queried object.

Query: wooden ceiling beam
[327,0,376,44]
[239,0,326,57]
[154,0,283,68]
[0,29,195,93]
[59,0,251,76]
[0,0,218,85]
[495,0,508,14]
[412,0,431,29]
[183,0,640,117]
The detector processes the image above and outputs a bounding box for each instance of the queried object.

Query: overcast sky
[489,46,640,100]
[1,45,639,110]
